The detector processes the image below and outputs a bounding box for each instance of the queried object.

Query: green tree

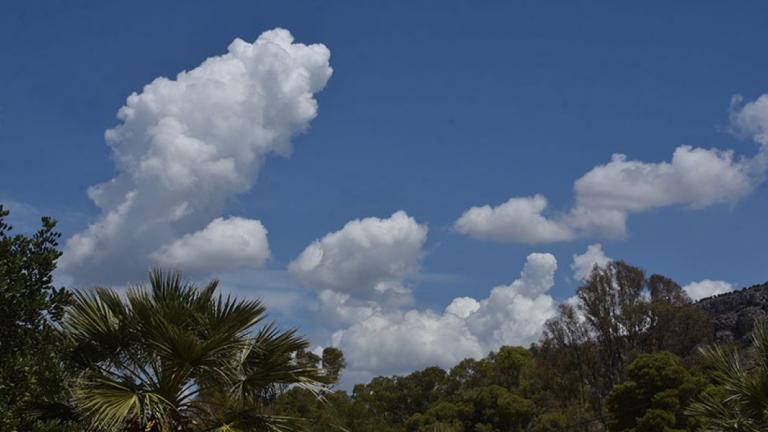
[485,346,532,391]
[274,387,358,432]
[446,358,494,395]
[321,347,346,386]
[645,275,711,357]
[538,261,711,428]
[605,352,703,432]
[0,204,76,431]
[352,366,449,429]
[530,412,567,432]
[64,269,327,431]
[688,320,768,431]
[406,385,534,432]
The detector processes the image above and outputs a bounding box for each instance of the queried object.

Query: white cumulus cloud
[683,279,735,301]
[445,297,481,319]
[288,211,427,306]
[574,146,753,212]
[60,28,332,283]
[730,94,768,177]
[150,217,270,275]
[456,95,768,244]
[571,243,612,281]
[325,253,559,379]
[731,94,768,145]
[455,195,574,243]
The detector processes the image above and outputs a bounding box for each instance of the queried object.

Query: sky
[2,0,768,386]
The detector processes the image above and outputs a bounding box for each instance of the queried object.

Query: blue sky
[2,1,768,382]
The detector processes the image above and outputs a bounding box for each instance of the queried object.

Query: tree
[350,366,449,429]
[687,320,768,431]
[270,348,353,431]
[445,358,494,395]
[321,347,346,386]
[645,275,711,357]
[274,387,358,432]
[538,261,711,428]
[530,412,567,432]
[605,352,703,432]
[485,346,532,391]
[405,385,534,432]
[0,204,76,431]
[535,303,602,429]
[577,261,650,394]
[64,269,328,431]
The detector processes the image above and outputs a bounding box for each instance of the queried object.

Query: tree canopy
[0,205,74,431]
[2,203,766,432]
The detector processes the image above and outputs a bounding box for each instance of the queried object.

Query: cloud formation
[150,217,270,275]
[287,213,559,380]
[288,211,427,306]
[574,146,752,212]
[731,94,768,146]
[730,94,768,177]
[683,279,735,301]
[456,96,768,244]
[455,195,574,243]
[60,29,332,283]
[322,252,559,379]
[571,243,611,281]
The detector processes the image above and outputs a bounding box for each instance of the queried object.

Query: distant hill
[696,281,768,344]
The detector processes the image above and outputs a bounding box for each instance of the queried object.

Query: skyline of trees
[1,204,766,431]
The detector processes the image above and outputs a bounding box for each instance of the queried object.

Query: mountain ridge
[696,281,768,344]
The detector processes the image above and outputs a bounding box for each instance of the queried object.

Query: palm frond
[688,320,768,430]
[237,325,326,399]
[65,288,127,345]
[74,371,173,431]
[65,269,325,432]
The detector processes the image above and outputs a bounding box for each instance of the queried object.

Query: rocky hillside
[697,281,768,344]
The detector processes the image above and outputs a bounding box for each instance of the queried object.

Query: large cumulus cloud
[288,211,428,306]
[308,250,559,381]
[60,29,332,283]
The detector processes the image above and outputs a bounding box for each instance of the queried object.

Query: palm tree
[687,320,768,431]
[63,269,325,431]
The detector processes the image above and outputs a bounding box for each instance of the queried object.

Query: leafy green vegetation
[64,269,331,431]
[2,203,768,431]
[605,352,704,431]
[687,321,768,430]
[0,205,75,431]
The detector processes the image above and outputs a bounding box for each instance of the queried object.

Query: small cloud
[683,279,735,301]
[151,217,270,275]
[571,243,612,281]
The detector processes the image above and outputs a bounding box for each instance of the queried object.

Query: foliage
[688,320,768,431]
[530,412,567,432]
[605,352,704,432]
[536,261,711,427]
[406,385,534,432]
[268,261,729,432]
[273,346,538,432]
[64,269,331,431]
[3,203,761,432]
[0,204,76,431]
